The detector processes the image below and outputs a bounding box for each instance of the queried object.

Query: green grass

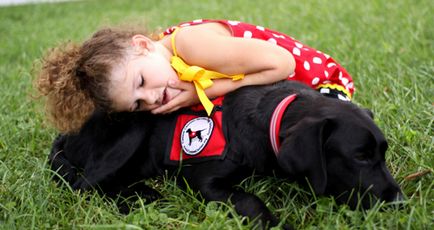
[0,0,432,229]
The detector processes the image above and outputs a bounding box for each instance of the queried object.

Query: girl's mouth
[162,88,169,105]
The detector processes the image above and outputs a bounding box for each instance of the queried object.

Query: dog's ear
[277,117,331,195]
[78,128,148,190]
[79,114,153,190]
[62,111,152,190]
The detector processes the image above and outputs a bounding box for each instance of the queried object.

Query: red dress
[162,19,354,100]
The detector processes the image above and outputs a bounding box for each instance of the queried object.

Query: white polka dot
[347,82,354,89]
[338,94,350,101]
[313,57,322,64]
[267,38,277,45]
[341,77,349,86]
[303,48,310,51]
[272,33,285,39]
[327,63,336,68]
[312,77,320,85]
[256,26,265,31]
[228,20,240,25]
[323,80,331,84]
[320,88,330,94]
[180,23,191,27]
[193,19,203,23]
[338,71,343,80]
[304,61,310,71]
[324,53,330,59]
[295,42,303,48]
[324,70,329,78]
[243,31,253,38]
[292,47,301,56]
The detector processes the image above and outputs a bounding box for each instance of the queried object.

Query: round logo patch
[180,117,214,156]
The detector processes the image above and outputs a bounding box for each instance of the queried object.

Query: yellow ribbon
[171,56,244,115]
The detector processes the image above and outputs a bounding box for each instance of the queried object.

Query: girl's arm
[176,24,295,86]
[152,24,295,114]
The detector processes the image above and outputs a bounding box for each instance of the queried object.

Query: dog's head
[279,98,403,209]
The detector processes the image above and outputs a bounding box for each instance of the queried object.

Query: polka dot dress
[162,19,355,99]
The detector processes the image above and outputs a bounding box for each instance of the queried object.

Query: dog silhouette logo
[186,128,206,145]
[181,117,214,155]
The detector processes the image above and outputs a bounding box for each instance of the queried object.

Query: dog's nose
[383,191,405,210]
[380,186,404,204]
[393,192,405,202]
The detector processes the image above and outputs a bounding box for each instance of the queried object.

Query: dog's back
[221,81,347,171]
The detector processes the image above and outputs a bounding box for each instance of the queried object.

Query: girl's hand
[151,80,198,114]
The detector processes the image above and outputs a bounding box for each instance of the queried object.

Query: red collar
[269,94,297,156]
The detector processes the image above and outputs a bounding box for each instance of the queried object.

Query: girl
[36,19,354,133]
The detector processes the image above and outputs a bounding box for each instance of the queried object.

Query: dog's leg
[182,160,293,230]
[105,182,162,214]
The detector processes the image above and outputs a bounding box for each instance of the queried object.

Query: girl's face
[109,36,181,112]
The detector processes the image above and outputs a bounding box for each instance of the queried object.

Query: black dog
[49,81,403,229]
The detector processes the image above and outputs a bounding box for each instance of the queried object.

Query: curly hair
[35,26,150,133]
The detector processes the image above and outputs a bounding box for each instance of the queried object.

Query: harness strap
[169,27,244,116]
[316,83,351,100]
[269,94,297,156]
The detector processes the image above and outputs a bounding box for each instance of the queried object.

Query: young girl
[36,19,354,133]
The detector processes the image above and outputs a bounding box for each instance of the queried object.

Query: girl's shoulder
[161,19,234,38]
[177,21,232,38]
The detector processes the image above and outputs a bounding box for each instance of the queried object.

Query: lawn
[0,0,432,229]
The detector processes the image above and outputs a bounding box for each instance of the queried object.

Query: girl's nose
[140,90,160,106]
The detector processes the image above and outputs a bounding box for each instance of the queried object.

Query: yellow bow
[171,56,244,115]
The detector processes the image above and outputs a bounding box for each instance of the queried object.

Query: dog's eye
[355,153,369,162]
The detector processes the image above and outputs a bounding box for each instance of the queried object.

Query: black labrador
[49,81,403,229]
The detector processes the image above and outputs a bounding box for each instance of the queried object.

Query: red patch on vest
[167,97,226,163]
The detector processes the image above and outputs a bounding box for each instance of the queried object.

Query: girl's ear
[131,35,155,55]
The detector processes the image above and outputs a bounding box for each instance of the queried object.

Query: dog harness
[165,93,298,164]
[161,19,354,103]
[269,94,297,155]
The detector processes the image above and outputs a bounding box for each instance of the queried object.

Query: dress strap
[168,26,245,116]
[171,27,180,57]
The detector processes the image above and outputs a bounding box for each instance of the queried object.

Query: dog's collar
[269,94,297,156]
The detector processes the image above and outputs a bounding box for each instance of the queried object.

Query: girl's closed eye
[139,75,145,87]
[132,76,145,111]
